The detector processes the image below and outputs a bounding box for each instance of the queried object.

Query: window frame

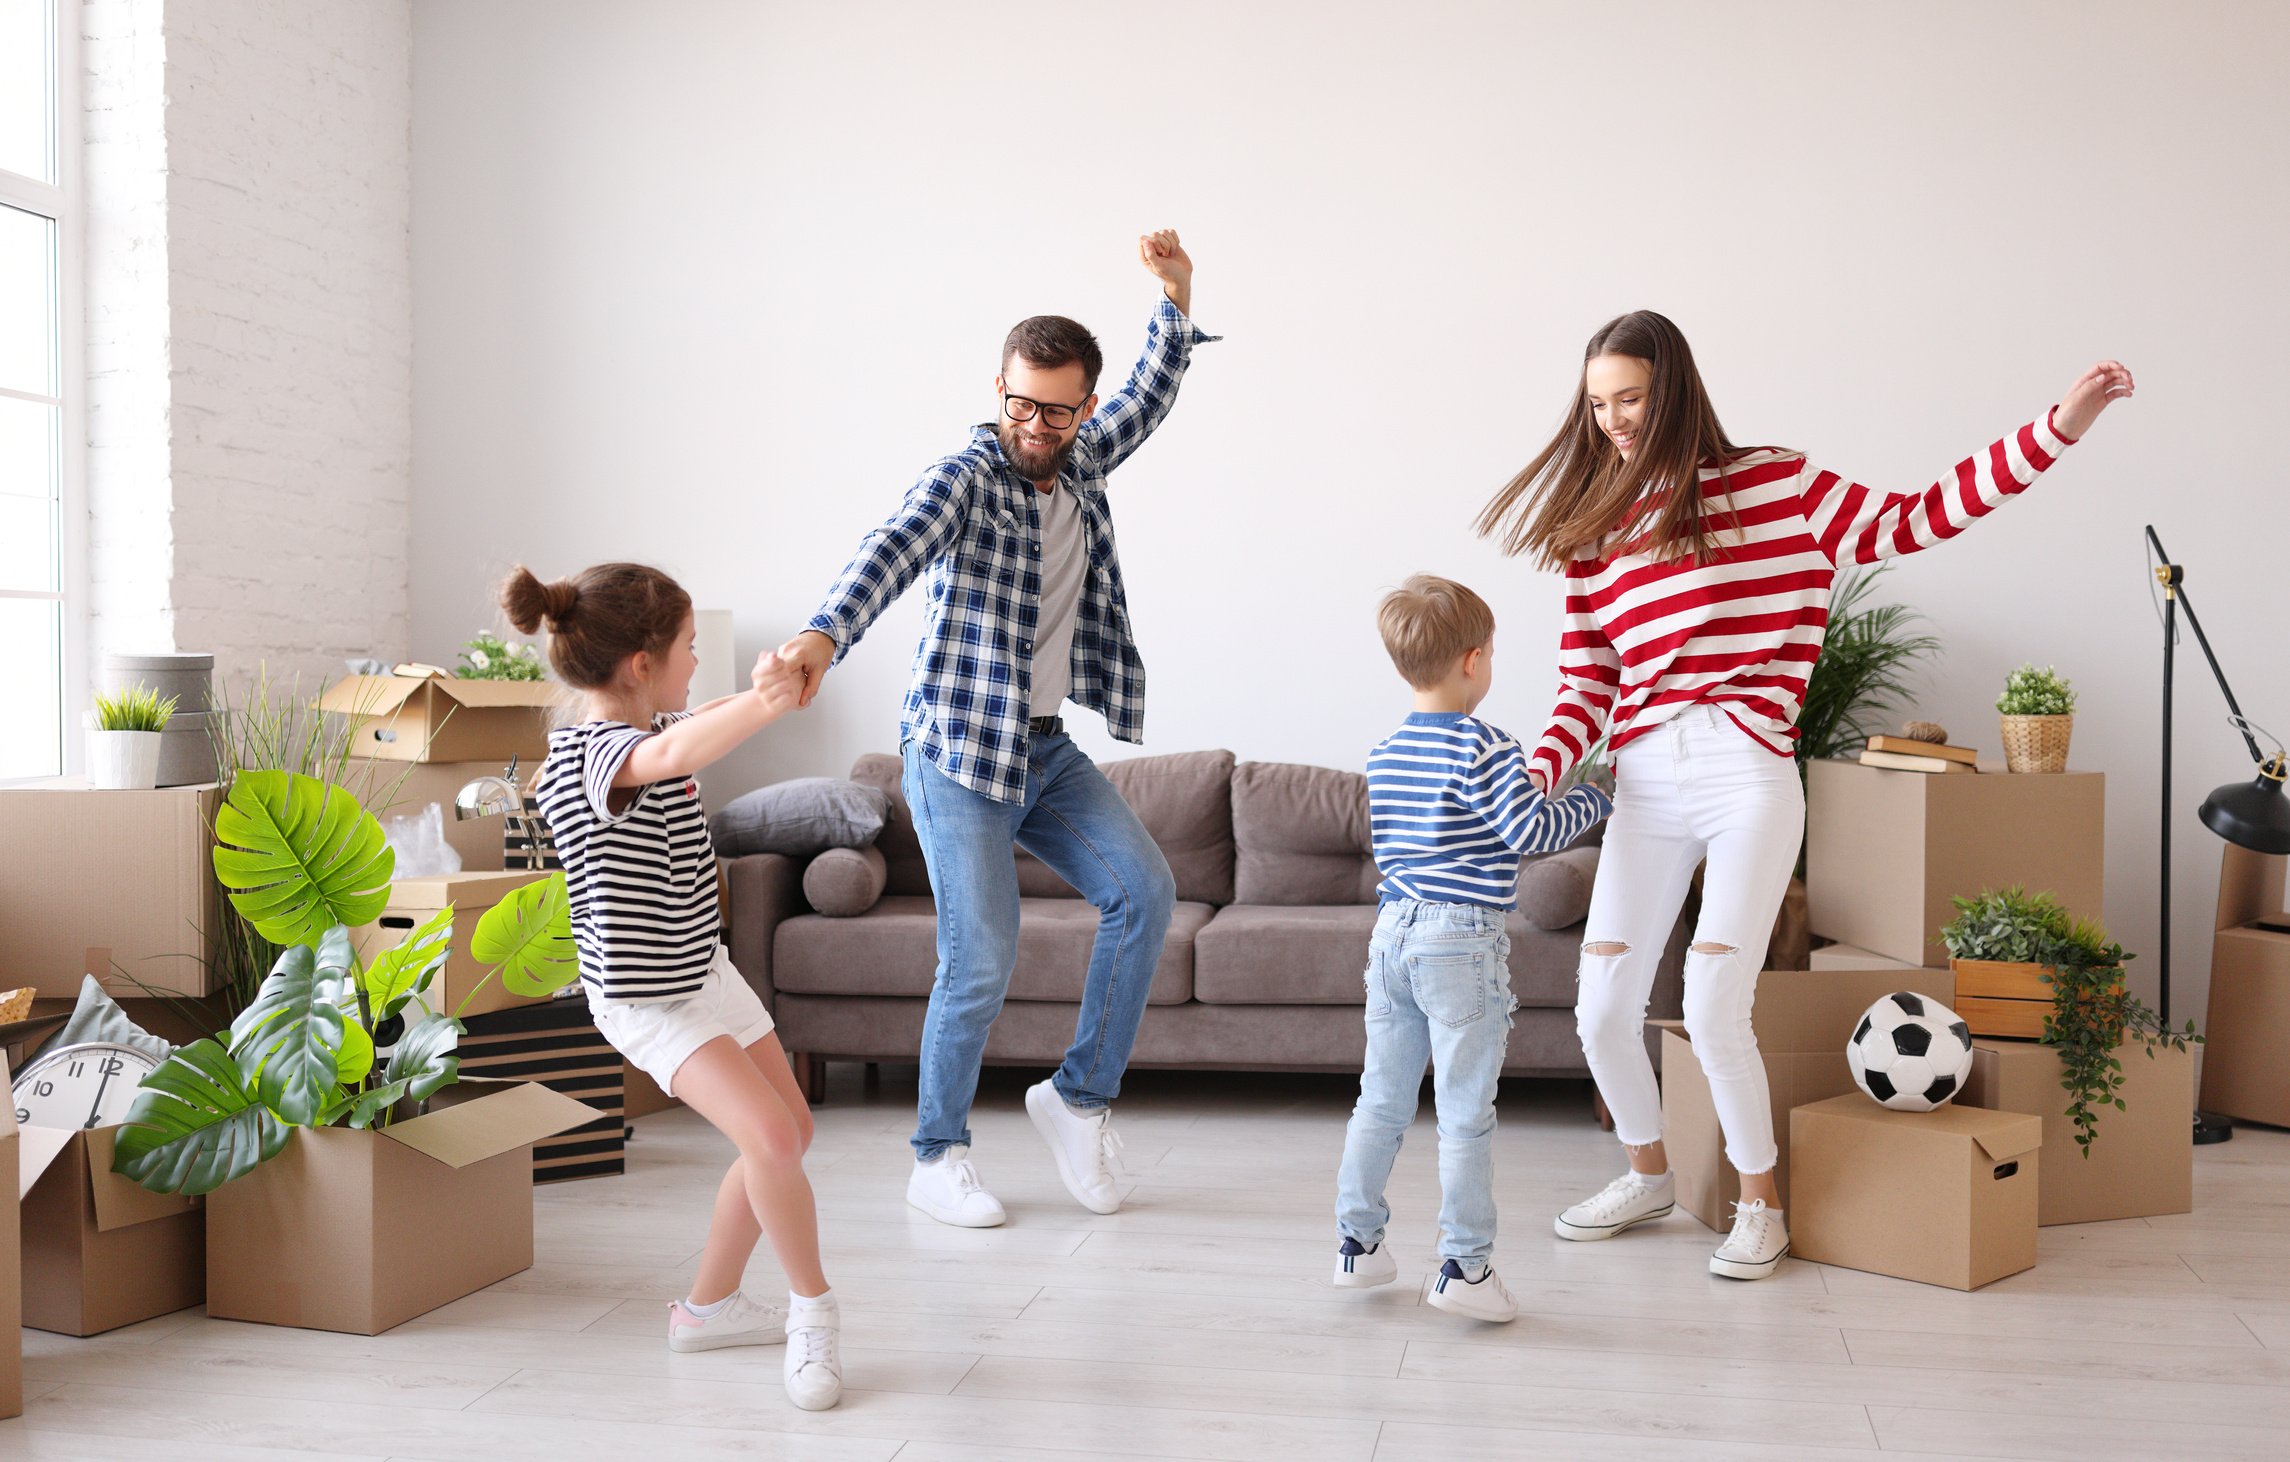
[0,0,86,781]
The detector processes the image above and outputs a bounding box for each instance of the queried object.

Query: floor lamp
[2148,525,2290,1145]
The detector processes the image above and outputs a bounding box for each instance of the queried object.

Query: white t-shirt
[1029,484,1089,716]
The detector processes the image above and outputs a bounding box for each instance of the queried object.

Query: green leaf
[111,1039,291,1196]
[336,1015,375,1088]
[363,905,455,1018]
[472,874,580,998]
[385,1010,462,1104]
[228,928,356,1126]
[213,770,395,948]
[346,1078,414,1130]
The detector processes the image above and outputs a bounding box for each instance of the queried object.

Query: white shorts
[589,944,776,1097]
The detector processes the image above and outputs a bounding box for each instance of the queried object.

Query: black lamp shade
[2200,769,2290,854]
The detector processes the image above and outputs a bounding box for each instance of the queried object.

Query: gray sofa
[724,748,1703,1099]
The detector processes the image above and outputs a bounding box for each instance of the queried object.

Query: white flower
[470,649,491,670]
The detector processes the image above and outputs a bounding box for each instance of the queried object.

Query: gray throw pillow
[1517,844,1601,931]
[711,777,891,857]
[803,844,889,917]
[37,974,177,1067]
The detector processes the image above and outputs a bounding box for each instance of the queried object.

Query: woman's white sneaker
[783,1297,843,1411]
[907,1144,1007,1228]
[665,1291,787,1352]
[1710,1199,1789,1280]
[1425,1259,1517,1322]
[1025,1079,1125,1214]
[1331,1237,1397,1289]
[1554,1169,1676,1241]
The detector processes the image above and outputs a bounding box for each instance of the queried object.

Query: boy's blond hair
[1377,574,1495,689]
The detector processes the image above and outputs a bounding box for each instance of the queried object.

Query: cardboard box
[1657,964,1950,1230]
[460,998,626,1182]
[1790,1094,2041,1290]
[205,1079,595,1335]
[319,672,563,765]
[0,1059,21,1418]
[623,1061,680,1120]
[1961,1036,2193,1225]
[0,781,223,997]
[343,757,515,873]
[1805,759,2104,969]
[2200,845,2290,1127]
[18,1125,204,1335]
[350,871,558,1019]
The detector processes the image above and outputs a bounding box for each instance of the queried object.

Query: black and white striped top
[535,715,719,1003]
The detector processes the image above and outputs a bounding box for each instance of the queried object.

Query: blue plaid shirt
[807,297,1219,803]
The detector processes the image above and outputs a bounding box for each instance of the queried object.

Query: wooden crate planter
[1949,959,2123,1039]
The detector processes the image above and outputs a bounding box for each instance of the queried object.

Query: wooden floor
[7,1064,2289,1461]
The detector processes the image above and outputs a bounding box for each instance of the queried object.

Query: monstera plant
[113,769,579,1196]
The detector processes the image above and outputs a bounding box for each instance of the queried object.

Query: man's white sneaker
[1710,1199,1789,1280]
[1025,1079,1124,1215]
[1331,1236,1397,1289]
[1554,1169,1676,1241]
[907,1144,1007,1228]
[1425,1258,1517,1322]
[665,1291,786,1352]
[783,1298,843,1411]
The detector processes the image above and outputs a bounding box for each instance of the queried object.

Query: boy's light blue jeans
[1335,898,1515,1265]
[902,733,1177,1162]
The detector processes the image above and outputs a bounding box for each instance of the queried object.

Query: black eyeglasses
[1002,392,1086,430]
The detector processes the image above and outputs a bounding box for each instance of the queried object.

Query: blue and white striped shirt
[1369,712,1612,909]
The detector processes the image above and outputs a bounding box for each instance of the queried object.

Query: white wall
[82,0,413,691]
[410,0,2290,1023]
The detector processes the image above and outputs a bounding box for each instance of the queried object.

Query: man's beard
[999,422,1076,482]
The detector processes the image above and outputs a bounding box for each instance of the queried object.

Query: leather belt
[1029,715,1064,737]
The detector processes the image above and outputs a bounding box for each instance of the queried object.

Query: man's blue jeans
[903,733,1177,1161]
[1335,898,1515,1265]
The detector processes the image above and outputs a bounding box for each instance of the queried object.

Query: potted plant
[1940,887,2199,1154]
[113,768,579,1196]
[457,629,547,681]
[88,683,178,790]
[1996,663,2076,773]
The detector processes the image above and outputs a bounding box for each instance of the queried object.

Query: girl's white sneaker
[1709,1199,1790,1280]
[1554,1169,1676,1241]
[783,1299,844,1411]
[665,1291,787,1352]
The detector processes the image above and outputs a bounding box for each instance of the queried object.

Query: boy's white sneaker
[665,1291,786,1352]
[783,1298,843,1411]
[1025,1079,1125,1214]
[1710,1199,1790,1280]
[907,1144,1007,1228]
[1425,1258,1517,1322]
[1554,1169,1676,1241]
[1331,1236,1397,1289]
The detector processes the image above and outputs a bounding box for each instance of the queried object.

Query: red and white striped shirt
[1530,409,2079,790]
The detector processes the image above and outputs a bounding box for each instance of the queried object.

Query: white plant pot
[88,729,163,790]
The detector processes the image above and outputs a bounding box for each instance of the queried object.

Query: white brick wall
[81,0,413,689]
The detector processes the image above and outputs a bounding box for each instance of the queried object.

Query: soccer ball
[1847,991,1974,1112]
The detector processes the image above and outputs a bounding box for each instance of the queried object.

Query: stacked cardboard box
[19,1126,204,1335]
[459,998,626,1183]
[1961,1036,2193,1225]
[319,671,562,766]
[349,871,560,1020]
[0,782,223,997]
[2201,845,2290,1127]
[0,1060,20,1418]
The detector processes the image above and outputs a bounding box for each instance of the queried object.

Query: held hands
[1138,228,1192,318]
[774,630,838,709]
[750,645,807,720]
[2055,359,2135,441]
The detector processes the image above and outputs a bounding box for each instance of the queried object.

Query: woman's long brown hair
[1476,311,1744,572]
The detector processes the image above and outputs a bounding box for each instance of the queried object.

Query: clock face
[13,1041,163,1131]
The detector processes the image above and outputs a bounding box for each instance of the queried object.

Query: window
[0,0,80,780]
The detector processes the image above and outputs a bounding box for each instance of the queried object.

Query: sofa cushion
[710,777,888,857]
[848,753,932,897]
[1192,903,1591,1009]
[1232,761,1378,906]
[802,843,888,917]
[1517,843,1599,931]
[774,896,1212,1005]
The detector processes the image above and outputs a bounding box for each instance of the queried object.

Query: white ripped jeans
[1575,704,1804,1177]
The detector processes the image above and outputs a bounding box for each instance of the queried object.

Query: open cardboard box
[206,1078,595,1335]
[2201,845,2290,1128]
[344,756,517,872]
[0,781,223,997]
[319,670,564,765]
[0,1059,22,1417]
[1656,963,1947,1229]
[1805,759,2104,969]
[350,871,558,1019]
[1790,1094,2041,1291]
[18,1124,203,1335]
[1961,1036,2192,1226]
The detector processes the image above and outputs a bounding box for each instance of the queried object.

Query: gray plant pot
[155,708,223,787]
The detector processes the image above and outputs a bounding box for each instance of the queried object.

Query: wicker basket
[2000,713,2073,773]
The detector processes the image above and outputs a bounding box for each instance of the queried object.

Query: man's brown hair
[1002,315,1104,392]
[1377,574,1496,689]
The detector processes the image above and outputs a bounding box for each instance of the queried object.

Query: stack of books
[1858,735,1979,774]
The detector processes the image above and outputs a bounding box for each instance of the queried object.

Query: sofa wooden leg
[792,1052,826,1104]
[1591,1086,1615,1132]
